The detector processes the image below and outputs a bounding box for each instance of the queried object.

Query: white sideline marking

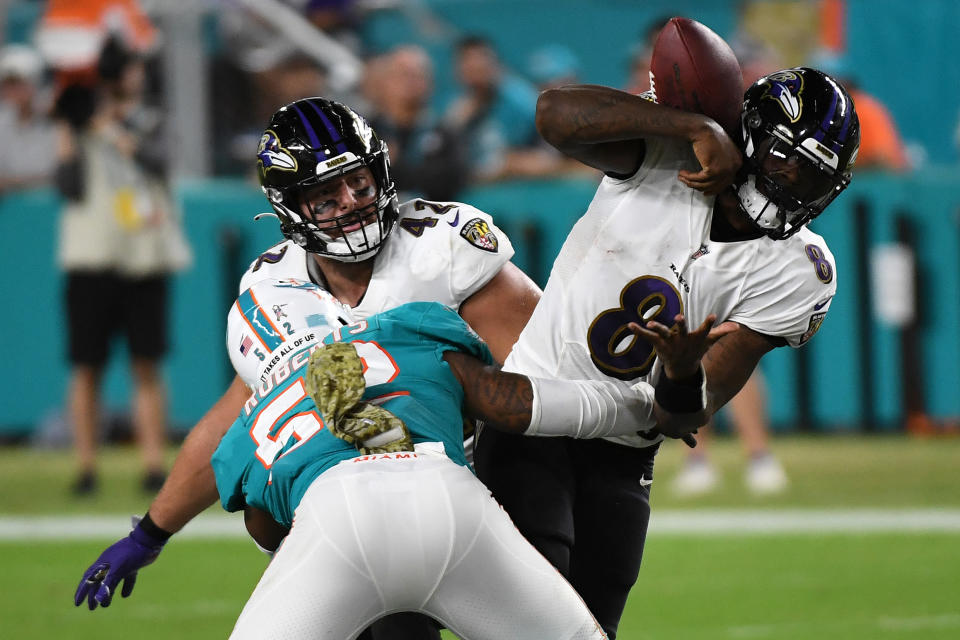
[0,513,246,540]
[2,509,960,540]
[647,508,960,535]
[877,613,960,630]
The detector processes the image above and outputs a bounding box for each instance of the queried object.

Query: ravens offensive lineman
[474,68,859,638]
[74,98,541,640]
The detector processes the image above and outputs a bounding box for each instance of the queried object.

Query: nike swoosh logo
[639,475,653,487]
[813,299,831,311]
[447,211,460,227]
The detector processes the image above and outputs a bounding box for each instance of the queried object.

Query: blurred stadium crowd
[0,0,926,196]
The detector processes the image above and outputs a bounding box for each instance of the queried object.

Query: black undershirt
[709,201,765,243]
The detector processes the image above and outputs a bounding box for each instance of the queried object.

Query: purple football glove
[74,518,166,610]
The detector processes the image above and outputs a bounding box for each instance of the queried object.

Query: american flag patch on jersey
[239,335,253,356]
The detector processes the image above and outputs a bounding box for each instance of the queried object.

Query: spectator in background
[53,36,191,496]
[444,35,540,183]
[212,5,332,176]
[732,32,786,89]
[503,44,601,180]
[35,0,157,89]
[845,86,910,171]
[366,45,468,202]
[303,0,363,55]
[0,44,60,195]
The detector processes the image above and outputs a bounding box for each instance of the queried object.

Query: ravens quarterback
[474,67,860,639]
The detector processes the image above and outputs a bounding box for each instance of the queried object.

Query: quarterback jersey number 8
[226,278,355,389]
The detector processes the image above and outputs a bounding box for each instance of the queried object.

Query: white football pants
[229,446,606,640]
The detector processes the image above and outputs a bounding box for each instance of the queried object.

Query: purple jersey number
[587,276,684,381]
[804,244,834,284]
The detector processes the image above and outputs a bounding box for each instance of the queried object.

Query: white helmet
[227,278,354,388]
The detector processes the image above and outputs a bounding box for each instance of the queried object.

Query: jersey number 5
[587,276,683,381]
[249,380,324,468]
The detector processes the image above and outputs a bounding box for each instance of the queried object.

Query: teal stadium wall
[1,172,958,435]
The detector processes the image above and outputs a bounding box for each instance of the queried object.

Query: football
[649,17,743,137]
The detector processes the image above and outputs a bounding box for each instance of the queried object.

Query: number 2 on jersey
[587,276,684,381]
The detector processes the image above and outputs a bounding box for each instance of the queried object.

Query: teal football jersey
[211,302,493,527]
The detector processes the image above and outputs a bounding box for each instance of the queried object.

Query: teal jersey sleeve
[403,301,494,365]
[211,415,251,514]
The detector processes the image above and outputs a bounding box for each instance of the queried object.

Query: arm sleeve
[525,376,657,438]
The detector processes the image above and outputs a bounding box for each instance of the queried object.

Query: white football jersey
[226,279,355,388]
[230,199,513,377]
[505,137,838,448]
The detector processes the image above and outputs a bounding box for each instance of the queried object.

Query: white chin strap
[318,221,382,263]
[736,174,782,233]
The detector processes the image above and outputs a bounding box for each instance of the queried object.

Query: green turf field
[3,435,959,639]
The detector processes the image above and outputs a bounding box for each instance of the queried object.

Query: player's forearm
[536,84,716,149]
[701,324,776,416]
[525,376,658,438]
[147,376,251,533]
[450,350,662,439]
[460,367,536,433]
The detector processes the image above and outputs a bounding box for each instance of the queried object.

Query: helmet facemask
[737,132,850,239]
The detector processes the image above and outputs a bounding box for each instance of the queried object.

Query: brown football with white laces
[650,17,743,136]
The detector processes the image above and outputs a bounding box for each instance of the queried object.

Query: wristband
[138,511,173,543]
[654,366,706,414]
